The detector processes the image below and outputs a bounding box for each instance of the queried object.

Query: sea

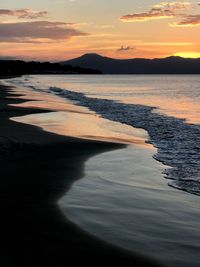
[7,75,200,267]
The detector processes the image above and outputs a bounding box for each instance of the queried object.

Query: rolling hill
[61,53,200,74]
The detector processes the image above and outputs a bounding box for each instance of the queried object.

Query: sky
[0,0,200,61]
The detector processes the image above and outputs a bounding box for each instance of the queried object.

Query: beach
[2,0,200,265]
[0,83,165,266]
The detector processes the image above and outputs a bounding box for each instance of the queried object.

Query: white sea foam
[48,86,200,196]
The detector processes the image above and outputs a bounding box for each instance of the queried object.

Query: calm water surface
[11,74,200,123]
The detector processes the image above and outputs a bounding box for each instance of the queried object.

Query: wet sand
[0,84,165,266]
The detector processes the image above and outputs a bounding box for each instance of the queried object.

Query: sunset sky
[0,0,200,61]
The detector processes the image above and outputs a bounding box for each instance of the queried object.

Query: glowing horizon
[173,52,200,58]
[0,0,200,61]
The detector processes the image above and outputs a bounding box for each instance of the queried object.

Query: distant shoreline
[0,60,102,78]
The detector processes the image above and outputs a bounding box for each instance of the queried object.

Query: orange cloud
[120,1,191,22]
[0,21,88,43]
[120,10,174,22]
[153,1,191,10]
[0,9,48,19]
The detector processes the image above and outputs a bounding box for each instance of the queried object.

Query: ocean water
[9,75,200,195]
[7,75,200,266]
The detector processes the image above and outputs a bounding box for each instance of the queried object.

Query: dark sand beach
[0,83,165,266]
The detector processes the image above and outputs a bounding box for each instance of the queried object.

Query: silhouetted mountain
[0,60,102,78]
[61,53,200,74]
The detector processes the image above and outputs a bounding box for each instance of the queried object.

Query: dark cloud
[117,46,135,52]
[0,21,88,43]
[172,14,200,26]
[0,9,48,19]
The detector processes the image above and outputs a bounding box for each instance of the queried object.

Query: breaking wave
[45,86,200,196]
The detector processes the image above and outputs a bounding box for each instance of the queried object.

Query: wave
[39,86,200,196]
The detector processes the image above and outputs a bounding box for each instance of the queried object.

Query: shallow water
[9,75,200,196]
[10,74,200,124]
[60,146,200,267]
